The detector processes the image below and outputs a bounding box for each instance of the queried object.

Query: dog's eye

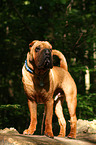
[35,47,40,52]
[29,44,32,47]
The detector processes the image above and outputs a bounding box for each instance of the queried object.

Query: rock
[0,127,19,135]
[77,119,96,134]
[88,120,96,133]
[77,119,90,133]
[0,121,96,145]
[0,134,96,145]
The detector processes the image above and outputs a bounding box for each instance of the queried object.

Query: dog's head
[29,40,53,70]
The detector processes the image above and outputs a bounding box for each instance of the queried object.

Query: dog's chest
[22,67,54,103]
[33,84,53,103]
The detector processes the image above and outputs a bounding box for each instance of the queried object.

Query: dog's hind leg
[55,95,66,137]
[66,94,77,139]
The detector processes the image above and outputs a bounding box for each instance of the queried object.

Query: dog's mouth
[44,57,52,68]
[38,56,52,69]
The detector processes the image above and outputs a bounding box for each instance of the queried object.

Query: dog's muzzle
[44,49,51,66]
[37,49,53,69]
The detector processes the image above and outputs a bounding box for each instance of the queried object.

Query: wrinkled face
[29,41,53,69]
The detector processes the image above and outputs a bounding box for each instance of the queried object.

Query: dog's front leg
[23,99,37,135]
[44,99,54,138]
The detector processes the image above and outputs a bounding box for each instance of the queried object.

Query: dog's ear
[29,40,38,48]
[29,40,38,62]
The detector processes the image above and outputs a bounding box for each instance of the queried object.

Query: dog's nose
[45,49,50,55]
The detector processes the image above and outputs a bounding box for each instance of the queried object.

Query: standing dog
[22,40,77,138]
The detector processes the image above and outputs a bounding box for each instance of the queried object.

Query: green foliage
[0,0,96,134]
[0,103,29,133]
[0,104,20,109]
[77,93,96,120]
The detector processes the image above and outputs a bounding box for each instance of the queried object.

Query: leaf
[24,1,30,5]
[0,104,21,109]
[60,0,67,4]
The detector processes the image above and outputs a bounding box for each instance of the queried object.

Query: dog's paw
[44,131,54,138]
[58,134,65,137]
[23,128,35,135]
[67,133,76,139]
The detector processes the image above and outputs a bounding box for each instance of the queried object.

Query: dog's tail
[52,50,68,71]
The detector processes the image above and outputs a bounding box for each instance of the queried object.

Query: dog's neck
[34,70,49,87]
[26,53,50,86]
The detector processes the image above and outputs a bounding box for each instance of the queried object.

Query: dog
[22,40,77,138]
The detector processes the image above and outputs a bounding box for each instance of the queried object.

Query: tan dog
[22,40,77,138]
